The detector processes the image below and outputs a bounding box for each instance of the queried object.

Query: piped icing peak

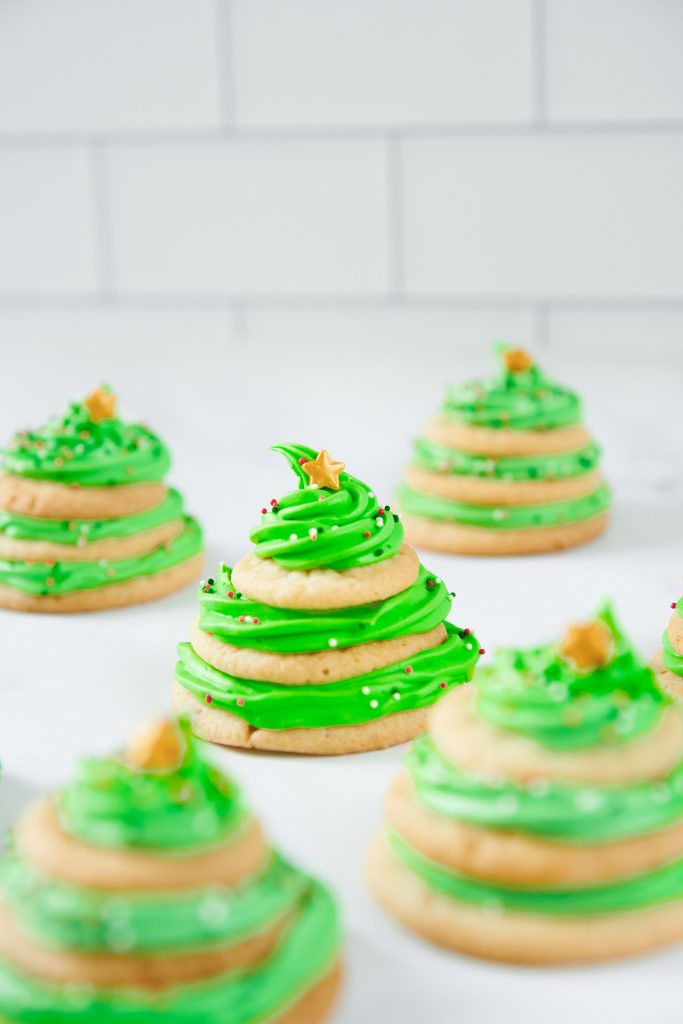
[2,387,171,486]
[249,443,403,571]
[442,344,581,431]
[59,718,245,850]
[475,605,667,750]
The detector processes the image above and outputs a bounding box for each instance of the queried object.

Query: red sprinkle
[463,628,470,636]
[202,584,211,593]
[439,682,447,689]
[426,579,435,588]
[261,507,268,514]
[363,530,371,538]
[253,617,260,624]
[270,498,278,506]
[377,508,385,516]
[227,591,234,598]
[672,602,678,609]
[405,666,413,675]
[236,697,245,707]
[479,648,486,655]
[299,457,307,465]
[239,616,246,622]
[205,694,213,705]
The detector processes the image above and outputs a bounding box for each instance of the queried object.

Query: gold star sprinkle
[301,449,345,491]
[84,387,117,424]
[560,620,613,671]
[504,348,534,374]
[124,720,185,773]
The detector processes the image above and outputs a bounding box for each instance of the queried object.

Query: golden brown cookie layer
[190,619,447,685]
[0,520,182,564]
[173,682,429,755]
[402,511,609,556]
[430,685,683,785]
[275,961,342,1024]
[0,553,203,613]
[231,544,419,610]
[387,772,683,887]
[17,798,268,891]
[422,418,591,456]
[405,465,603,506]
[0,474,167,519]
[366,831,683,965]
[652,651,683,700]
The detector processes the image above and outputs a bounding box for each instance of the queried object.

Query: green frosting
[0,489,184,545]
[412,436,601,482]
[59,720,245,851]
[198,562,452,654]
[0,516,202,595]
[397,481,610,530]
[250,443,403,571]
[389,831,683,917]
[407,734,683,844]
[0,879,339,1024]
[2,392,170,486]
[0,852,306,953]
[442,346,581,431]
[476,606,667,751]
[176,623,480,730]
[663,597,683,678]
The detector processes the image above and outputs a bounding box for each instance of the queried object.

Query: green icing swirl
[397,481,610,530]
[663,597,683,678]
[0,516,202,595]
[0,489,184,545]
[442,346,581,431]
[60,720,244,851]
[250,443,403,571]
[0,853,306,953]
[476,606,667,751]
[389,831,683,917]
[412,436,601,482]
[0,878,339,1024]
[2,394,170,486]
[407,735,683,844]
[176,623,480,730]
[198,562,451,654]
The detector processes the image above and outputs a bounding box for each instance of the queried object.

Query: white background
[0,1,682,1022]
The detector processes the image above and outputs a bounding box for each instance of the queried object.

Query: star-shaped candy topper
[560,620,613,672]
[504,348,534,374]
[124,719,185,773]
[84,386,117,424]
[301,449,346,491]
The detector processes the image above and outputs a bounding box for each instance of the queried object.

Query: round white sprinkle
[328,638,338,648]
[331,525,338,530]
[375,517,384,527]
[309,528,318,540]
[362,686,370,695]
[492,508,508,522]
[370,700,379,709]
[393,692,401,701]
[368,491,375,498]
[575,790,603,812]
[289,533,298,541]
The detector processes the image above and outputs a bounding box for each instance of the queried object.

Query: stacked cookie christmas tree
[0,719,342,1023]
[398,345,610,555]
[368,608,683,964]
[654,596,683,699]
[174,443,481,754]
[0,387,203,611]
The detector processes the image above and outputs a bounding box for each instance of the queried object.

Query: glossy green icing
[198,562,451,654]
[0,517,202,596]
[476,606,667,751]
[2,394,170,486]
[389,831,683,916]
[442,345,581,431]
[412,436,601,482]
[0,489,183,545]
[0,852,306,953]
[663,597,683,678]
[176,623,480,730]
[60,720,244,851]
[0,879,340,1024]
[397,481,610,530]
[407,735,683,843]
[250,443,403,571]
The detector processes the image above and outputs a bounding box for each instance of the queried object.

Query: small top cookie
[2,386,171,486]
[442,344,582,432]
[249,442,404,571]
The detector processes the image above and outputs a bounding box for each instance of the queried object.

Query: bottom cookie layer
[0,555,203,613]
[173,682,430,755]
[653,652,683,700]
[402,512,609,556]
[366,831,683,965]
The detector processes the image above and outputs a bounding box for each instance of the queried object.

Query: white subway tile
[402,134,683,299]
[546,0,683,122]
[107,141,390,296]
[231,0,534,127]
[0,0,220,133]
[0,147,97,293]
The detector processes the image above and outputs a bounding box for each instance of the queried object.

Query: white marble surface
[0,340,682,1024]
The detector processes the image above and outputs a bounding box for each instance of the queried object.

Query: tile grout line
[213,0,237,126]
[88,141,116,297]
[532,0,548,128]
[385,134,405,297]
